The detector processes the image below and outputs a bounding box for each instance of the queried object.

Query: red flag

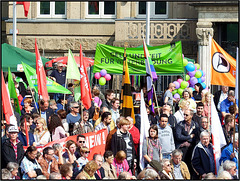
[24,118,29,146]
[16,2,30,17]
[80,45,92,109]
[1,71,15,125]
[35,39,48,101]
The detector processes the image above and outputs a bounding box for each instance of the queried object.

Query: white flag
[211,95,226,174]
[235,47,238,100]
[139,89,150,170]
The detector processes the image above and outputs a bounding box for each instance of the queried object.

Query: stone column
[196,22,213,89]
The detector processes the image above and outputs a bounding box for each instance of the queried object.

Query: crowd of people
[1,66,239,180]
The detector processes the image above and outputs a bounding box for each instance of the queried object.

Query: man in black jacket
[2,125,25,173]
[191,131,215,179]
[35,99,54,126]
[111,118,136,174]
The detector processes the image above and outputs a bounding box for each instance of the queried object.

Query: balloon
[201,76,205,82]
[194,63,200,70]
[181,81,188,89]
[172,89,178,95]
[173,81,180,89]
[195,70,202,78]
[177,79,183,84]
[194,65,197,71]
[185,74,190,81]
[197,78,202,83]
[188,70,196,77]
[94,72,101,79]
[190,77,198,85]
[186,63,195,72]
[183,59,188,66]
[100,69,107,77]
[104,74,111,81]
[99,77,106,85]
[190,87,195,92]
[199,70,203,76]
[173,93,180,99]
[182,54,184,59]
[201,82,206,89]
[202,71,206,77]
[177,88,184,96]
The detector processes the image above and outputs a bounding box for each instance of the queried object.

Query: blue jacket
[191,142,215,177]
[219,143,238,169]
[18,131,35,146]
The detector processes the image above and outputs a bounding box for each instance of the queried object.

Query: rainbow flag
[143,40,157,91]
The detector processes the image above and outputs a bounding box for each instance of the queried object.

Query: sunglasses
[79,141,85,143]
[73,106,79,108]
[83,151,90,154]
[166,164,171,166]
[184,114,189,116]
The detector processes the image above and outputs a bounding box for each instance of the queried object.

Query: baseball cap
[8,125,19,133]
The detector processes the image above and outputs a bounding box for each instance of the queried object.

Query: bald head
[169,83,176,91]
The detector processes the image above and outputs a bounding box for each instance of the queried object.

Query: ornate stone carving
[122,20,197,41]
[196,22,213,46]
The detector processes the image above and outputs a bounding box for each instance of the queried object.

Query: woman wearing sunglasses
[76,146,90,171]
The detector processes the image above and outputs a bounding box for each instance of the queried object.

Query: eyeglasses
[79,141,85,143]
[73,107,79,108]
[184,114,189,116]
[47,153,54,156]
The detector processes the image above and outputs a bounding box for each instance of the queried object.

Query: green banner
[22,62,72,94]
[93,41,184,75]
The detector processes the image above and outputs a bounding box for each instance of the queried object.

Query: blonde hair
[202,92,211,103]
[179,99,190,109]
[34,117,48,134]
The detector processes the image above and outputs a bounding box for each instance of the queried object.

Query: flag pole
[13,2,17,47]
[30,89,39,114]
[143,36,160,117]
[232,100,236,154]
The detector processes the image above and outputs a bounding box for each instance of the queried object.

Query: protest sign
[24,129,108,160]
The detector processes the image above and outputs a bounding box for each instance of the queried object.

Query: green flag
[93,41,184,75]
[22,62,72,94]
[66,49,80,80]
[8,67,21,115]
[15,77,28,89]
[66,49,81,101]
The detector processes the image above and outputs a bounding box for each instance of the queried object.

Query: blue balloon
[190,87,195,92]
[186,63,195,72]
[201,82,206,89]
[197,78,202,83]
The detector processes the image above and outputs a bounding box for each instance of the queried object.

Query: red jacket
[129,125,140,154]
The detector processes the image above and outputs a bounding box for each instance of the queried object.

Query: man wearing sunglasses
[175,109,199,177]
[75,134,86,159]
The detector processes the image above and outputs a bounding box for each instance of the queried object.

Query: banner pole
[232,100,236,154]
[63,79,68,111]
[30,88,39,114]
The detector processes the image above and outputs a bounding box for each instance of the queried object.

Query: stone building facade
[1,1,238,91]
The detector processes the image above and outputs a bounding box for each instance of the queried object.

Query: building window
[86,1,116,18]
[138,1,168,18]
[38,1,66,18]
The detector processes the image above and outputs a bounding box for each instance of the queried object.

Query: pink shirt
[52,126,66,141]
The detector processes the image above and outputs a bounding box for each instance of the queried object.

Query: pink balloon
[182,54,184,59]
[104,74,111,81]
[94,72,101,79]
[194,65,197,71]
[177,79,183,84]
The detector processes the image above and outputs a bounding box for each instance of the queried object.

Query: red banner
[24,129,107,160]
